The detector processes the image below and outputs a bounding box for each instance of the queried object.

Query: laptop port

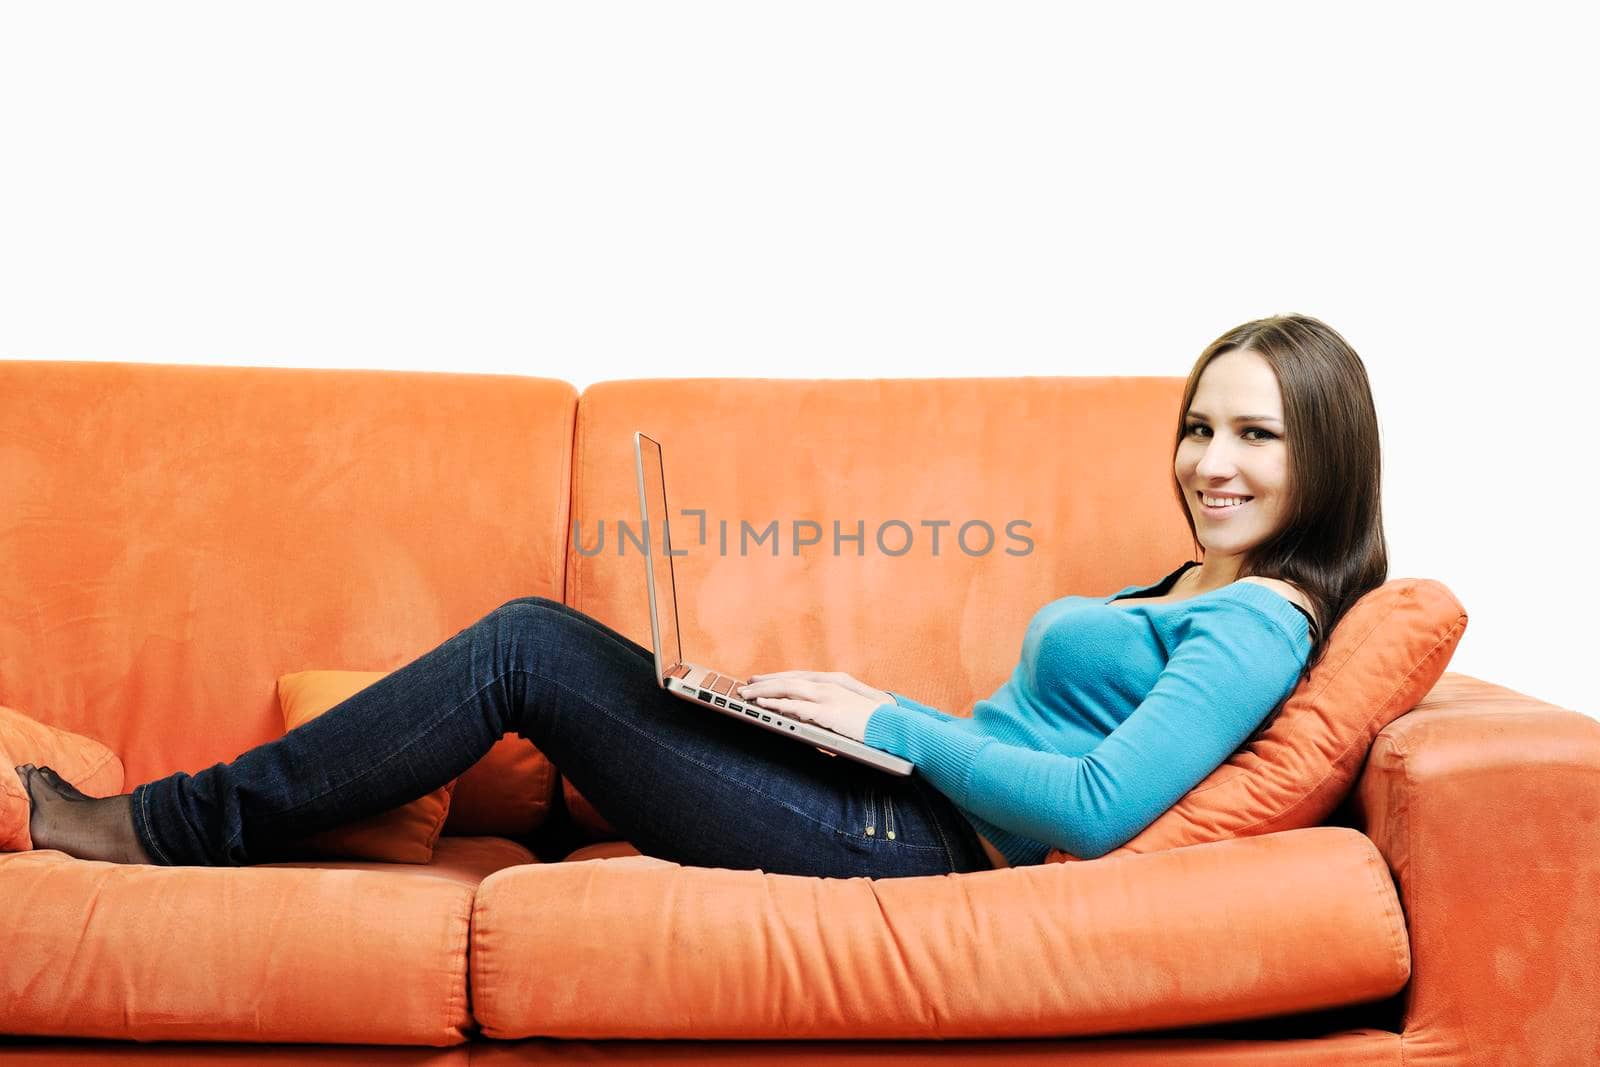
[697,690,713,702]
[761,715,772,723]
[713,696,727,708]
[744,708,760,718]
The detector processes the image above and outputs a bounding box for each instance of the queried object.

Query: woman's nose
[1195,445,1239,477]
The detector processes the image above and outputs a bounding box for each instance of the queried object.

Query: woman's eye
[1186,423,1276,441]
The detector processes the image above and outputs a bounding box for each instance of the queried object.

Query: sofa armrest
[1347,671,1600,1065]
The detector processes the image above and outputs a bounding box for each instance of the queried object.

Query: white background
[2,2,1594,717]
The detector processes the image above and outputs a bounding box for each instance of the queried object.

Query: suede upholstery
[2,361,1596,1065]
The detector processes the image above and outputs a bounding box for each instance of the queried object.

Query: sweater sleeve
[882,690,954,721]
[863,602,1308,859]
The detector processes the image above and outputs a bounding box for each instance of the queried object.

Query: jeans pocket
[863,785,899,841]
[838,781,905,853]
[837,783,879,850]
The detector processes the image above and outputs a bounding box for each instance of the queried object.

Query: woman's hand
[736,671,895,744]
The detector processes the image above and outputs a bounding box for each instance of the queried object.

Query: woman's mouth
[1198,491,1253,518]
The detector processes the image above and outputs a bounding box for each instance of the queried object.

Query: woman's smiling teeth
[1199,492,1253,511]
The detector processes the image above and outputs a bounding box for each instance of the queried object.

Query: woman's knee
[497,594,563,612]
[484,596,650,671]
[474,597,584,670]
[488,595,569,629]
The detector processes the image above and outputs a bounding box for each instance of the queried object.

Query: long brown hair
[1170,314,1389,745]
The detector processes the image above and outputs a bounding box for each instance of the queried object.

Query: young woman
[16,313,1386,874]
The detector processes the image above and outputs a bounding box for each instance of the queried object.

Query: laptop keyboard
[665,663,753,695]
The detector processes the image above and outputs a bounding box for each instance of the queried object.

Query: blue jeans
[130,597,996,876]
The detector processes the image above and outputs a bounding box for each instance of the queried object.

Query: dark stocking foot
[34,764,94,801]
[16,764,156,865]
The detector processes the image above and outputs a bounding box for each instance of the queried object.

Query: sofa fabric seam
[1361,833,1410,986]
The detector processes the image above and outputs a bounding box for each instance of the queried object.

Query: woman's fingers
[749,670,863,688]
[752,696,815,725]
[741,677,822,696]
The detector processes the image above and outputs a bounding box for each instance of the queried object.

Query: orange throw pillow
[444,735,560,837]
[1048,577,1467,862]
[1,703,126,852]
[275,671,454,864]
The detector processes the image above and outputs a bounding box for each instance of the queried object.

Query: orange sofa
[2,360,1596,1066]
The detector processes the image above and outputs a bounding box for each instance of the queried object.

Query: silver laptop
[633,431,914,776]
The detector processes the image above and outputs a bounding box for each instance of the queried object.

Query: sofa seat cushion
[561,840,650,863]
[260,833,536,887]
[470,825,1409,1041]
[0,840,534,1045]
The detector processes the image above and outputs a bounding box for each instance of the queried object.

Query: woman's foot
[31,763,92,800]
[15,763,156,865]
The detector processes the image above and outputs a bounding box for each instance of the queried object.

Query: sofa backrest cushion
[1048,577,1468,862]
[0,361,573,839]
[567,376,1195,716]
[560,376,1203,841]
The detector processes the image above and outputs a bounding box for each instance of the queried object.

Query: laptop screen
[634,432,684,683]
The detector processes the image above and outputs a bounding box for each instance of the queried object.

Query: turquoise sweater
[863,562,1314,867]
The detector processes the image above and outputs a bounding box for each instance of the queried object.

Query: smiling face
[1175,348,1293,580]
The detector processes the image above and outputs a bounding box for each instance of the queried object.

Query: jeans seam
[912,773,961,870]
[135,785,174,865]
